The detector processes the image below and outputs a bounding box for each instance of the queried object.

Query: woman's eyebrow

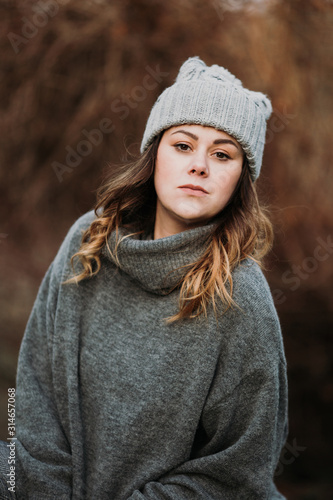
[170,130,240,150]
[170,130,198,140]
[213,138,241,150]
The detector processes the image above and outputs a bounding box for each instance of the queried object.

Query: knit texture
[0,441,16,499]
[13,211,288,499]
[140,57,272,180]
[104,223,215,294]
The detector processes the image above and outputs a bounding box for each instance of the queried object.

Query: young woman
[0,57,288,499]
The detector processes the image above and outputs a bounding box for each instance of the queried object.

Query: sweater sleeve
[15,263,72,499]
[127,268,288,500]
[15,211,95,499]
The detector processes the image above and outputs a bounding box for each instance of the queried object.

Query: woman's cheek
[216,168,234,187]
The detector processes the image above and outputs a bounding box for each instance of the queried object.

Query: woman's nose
[187,153,209,177]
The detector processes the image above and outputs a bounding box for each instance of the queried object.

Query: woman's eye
[174,143,191,152]
[214,151,230,160]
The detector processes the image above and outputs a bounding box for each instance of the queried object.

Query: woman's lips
[179,184,208,196]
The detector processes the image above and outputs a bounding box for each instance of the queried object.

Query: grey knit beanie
[140,57,272,180]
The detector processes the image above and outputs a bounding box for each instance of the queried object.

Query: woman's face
[153,124,244,239]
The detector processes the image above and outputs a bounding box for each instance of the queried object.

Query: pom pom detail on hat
[140,57,272,180]
[175,57,243,87]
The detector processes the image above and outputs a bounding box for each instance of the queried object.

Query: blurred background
[0,0,332,498]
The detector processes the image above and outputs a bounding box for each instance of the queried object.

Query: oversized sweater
[15,211,288,500]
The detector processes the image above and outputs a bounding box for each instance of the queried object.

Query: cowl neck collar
[104,224,216,295]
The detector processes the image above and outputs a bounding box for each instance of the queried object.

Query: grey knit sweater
[15,211,288,499]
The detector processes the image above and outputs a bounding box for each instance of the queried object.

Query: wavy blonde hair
[69,133,273,322]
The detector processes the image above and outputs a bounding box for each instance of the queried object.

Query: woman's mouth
[179,184,208,196]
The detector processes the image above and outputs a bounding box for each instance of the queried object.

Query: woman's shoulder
[232,258,276,311]
[227,259,286,363]
[66,209,97,237]
[71,210,96,235]
[58,210,96,253]
[52,210,97,279]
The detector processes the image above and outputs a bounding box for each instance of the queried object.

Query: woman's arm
[15,264,72,499]
[14,212,95,499]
